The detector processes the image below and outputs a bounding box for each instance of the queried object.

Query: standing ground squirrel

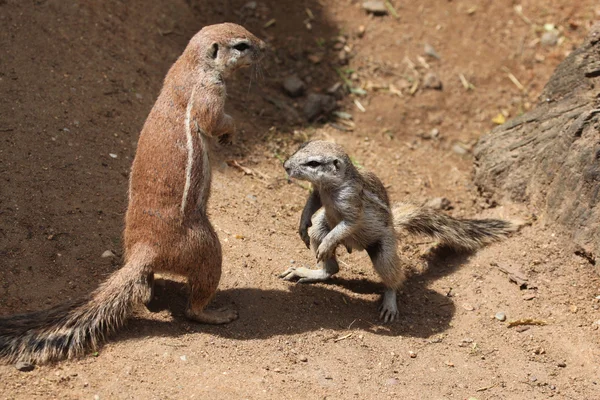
[281,141,517,322]
[0,23,265,364]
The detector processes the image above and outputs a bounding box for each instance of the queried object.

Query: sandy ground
[1,0,599,398]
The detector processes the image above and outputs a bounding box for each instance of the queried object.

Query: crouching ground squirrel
[281,141,517,322]
[0,23,265,364]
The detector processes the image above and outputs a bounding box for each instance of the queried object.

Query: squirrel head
[189,23,266,78]
[284,141,354,188]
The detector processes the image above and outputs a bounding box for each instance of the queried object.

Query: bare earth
[1,1,599,399]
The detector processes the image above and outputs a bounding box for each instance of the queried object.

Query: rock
[298,355,308,362]
[522,293,536,301]
[424,197,451,210]
[557,361,567,368]
[101,250,116,258]
[408,351,417,358]
[452,144,468,155]
[541,31,559,47]
[282,75,305,98]
[362,1,388,15]
[242,1,257,10]
[303,93,337,121]
[15,362,35,372]
[422,72,443,90]
[462,303,475,311]
[495,312,507,321]
[357,25,366,38]
[424,43,441,59]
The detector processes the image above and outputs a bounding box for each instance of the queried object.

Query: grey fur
[281,140,517,322]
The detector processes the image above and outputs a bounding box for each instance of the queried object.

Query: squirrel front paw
[316,240,336,262]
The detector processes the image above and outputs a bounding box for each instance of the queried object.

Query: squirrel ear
[333,159,341,171]
[211,43,219,59]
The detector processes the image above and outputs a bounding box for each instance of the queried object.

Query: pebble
[462,303,475,311]
[541,31,559,47]
[109,153,118,159]
[516,326,530,333]
[522,293,536,301]
[452,144,468,155]
[362,1,388,15]
[101,250,116,258]
[15,362,35,372]
[298,355,308,362]
[495,312,507,321]
[180,355,187,361]
[357,25,366,38]
[303,93,337,121]
[422,72,443,90]
[408,351,417,358]
[557,361,566,368]
[385,378,399,386]
[424,197,451,210]
[282,75,306,98]
[424,43,440,59]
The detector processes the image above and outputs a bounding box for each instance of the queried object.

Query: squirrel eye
[233,42,250,52]
[305,161,321,168]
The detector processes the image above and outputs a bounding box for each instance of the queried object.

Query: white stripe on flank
[180,87,196,215]
[197,125,211,210]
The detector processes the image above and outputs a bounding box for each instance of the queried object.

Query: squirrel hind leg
[184,225,238,325]
[366,235,408,322]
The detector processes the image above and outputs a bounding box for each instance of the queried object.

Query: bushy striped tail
[392,202,518,251]
[0,245,154,364]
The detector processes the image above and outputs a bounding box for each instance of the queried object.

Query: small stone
[523,293,536,301]
[462,303,475,311]
[298,355,308,362]
[452,144,468,155]
[303,93,337,121]
[15,362,35,372]
[424,197,451,211]
[541,31,559,47]
[516,326,530,333]
[424,43,440,60]
[529,375,538,382]
[180,355,187,361]
[109,153,118,159]
[557,362,566,368]
[101,250,116,258]
[408,351,417,358]
[94,395,100,400]
[569,305,578,313]
[362,1,388,15]
[242,1,257,10]
[385,378,399,386]
[357,25,366,38]
[495,312,507,321]
[549,385,556,390]
[282,75,306,98]
[422,72,443,90]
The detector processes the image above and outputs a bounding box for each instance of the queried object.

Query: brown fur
[0,23,265,364]
[281,140,516,322]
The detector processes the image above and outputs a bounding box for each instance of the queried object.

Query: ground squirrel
[0,23,265,364]
[281,141,517,322]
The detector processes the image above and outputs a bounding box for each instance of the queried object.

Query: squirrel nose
[283,161,291,175]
